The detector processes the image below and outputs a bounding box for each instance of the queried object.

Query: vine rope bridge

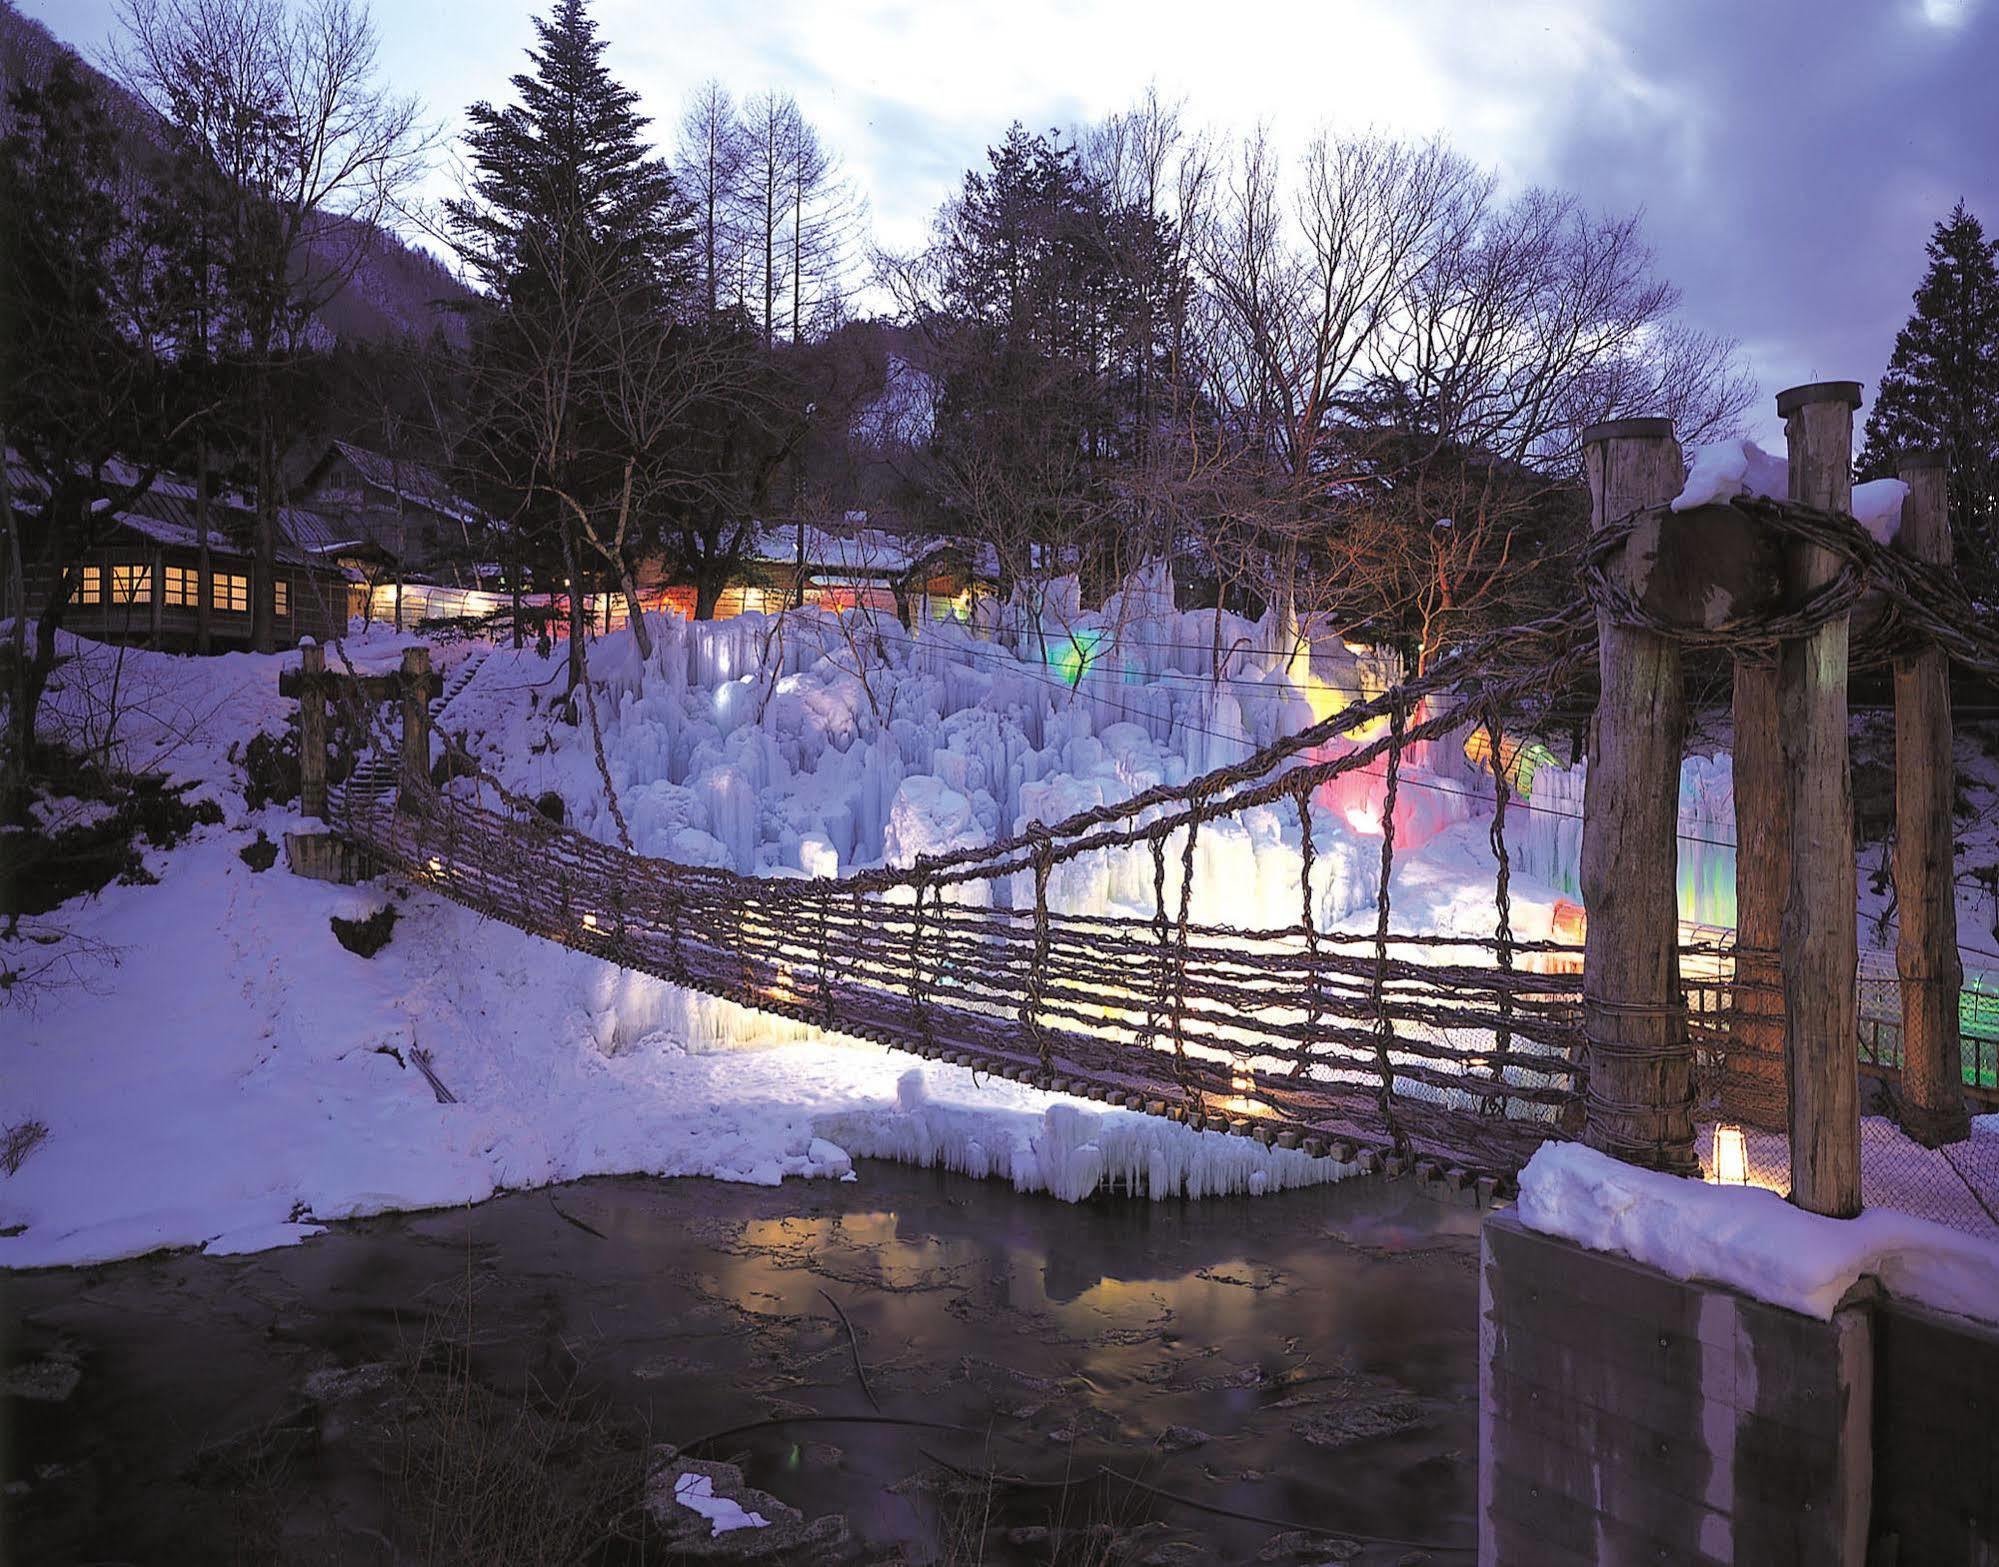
[301,395,1999,1206]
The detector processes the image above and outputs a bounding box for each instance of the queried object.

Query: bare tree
[114,0,431,652]
[675,79,746,320]
[740,90,801,348]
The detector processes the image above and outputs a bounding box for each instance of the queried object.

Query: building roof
[314,440,489,530]
[748,523,1000,580]
[6,452,348,573]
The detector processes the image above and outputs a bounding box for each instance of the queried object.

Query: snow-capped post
[1579,418,1696,1174]
[1776,380,1863,1218]
[1890,451,1970,1147]
[298,640,328,821]
[398,645,433,813]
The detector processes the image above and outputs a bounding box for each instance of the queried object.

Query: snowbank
[1516,1141,1999,1326]
[1,823,1349,1270]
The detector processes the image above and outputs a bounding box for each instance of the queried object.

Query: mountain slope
[0,0,472,345]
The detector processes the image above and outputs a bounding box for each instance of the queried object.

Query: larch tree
[1859,201,1999,599]
[674,79,747,320]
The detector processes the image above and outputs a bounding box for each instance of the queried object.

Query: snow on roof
[748,525,1000,579]
[324,440,488,529]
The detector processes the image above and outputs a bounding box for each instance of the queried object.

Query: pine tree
[447,0,697,672]
[1859,202,1999,597]
[448,0,691,308]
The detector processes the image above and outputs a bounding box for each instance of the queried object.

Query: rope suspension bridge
[298,412,1999,1204]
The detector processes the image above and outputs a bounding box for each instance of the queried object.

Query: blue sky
[24,0,1998,443]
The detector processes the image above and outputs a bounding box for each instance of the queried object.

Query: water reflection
[7,1163,1482,1563]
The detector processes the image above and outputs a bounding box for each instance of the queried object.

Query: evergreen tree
[1859,201,1999,596]
[448,0,691,308]
[447,0,698,670]
[0,52,168,819]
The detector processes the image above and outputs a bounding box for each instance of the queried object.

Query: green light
[1049,630,1104,688]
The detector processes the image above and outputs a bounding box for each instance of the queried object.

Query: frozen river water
[5,1162,1480,1563]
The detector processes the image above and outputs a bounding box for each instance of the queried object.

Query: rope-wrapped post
[1580,418,1696,1174]
[1483,705,1516,1112]
[298,640,328,821]
[1370,698,1407,1151]
[1776,381,1863,1216]
[1293,779,1322,1080]
[1891,450,1970,1147]
[398,646,433,814]
[1023,830,1054,1073]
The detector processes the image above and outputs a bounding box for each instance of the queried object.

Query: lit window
[77,566,101,605]
[274,579,289,617]
[164,565,199,607]
[213,573,249,613]
[109,565,153,604]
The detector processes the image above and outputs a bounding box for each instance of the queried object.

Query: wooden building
[8,459,353,650]
[296,440,492,584]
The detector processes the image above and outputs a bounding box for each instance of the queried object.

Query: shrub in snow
[533,790,565,825]
[238,728,300,812]
[2,1119,49,1177]
[331,903,399,958]
[238,832,278,872]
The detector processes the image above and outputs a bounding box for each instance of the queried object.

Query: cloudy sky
[26,0,1998,441]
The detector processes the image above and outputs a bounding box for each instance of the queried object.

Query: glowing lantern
[1712,1125,1749,1186]
[582,913,599,930]
[427,857,443,874]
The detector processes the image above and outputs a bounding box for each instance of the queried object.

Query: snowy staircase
[430,646,491,726]
[345,754,399,804]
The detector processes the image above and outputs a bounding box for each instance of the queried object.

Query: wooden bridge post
[1891,451,1970,1147]
[399,645,433,811]
[1580,418,1697,1174]
[1728,662,1789,1129]
[298,639,328,821]
[1776,380,1863,1217]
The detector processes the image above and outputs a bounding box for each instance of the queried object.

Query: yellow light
[1712,1125,1748,1186]
[427,857,443,873]
[582,913,598,930]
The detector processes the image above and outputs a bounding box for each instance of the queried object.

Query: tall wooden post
[399,645,432,811]
[1580,419,1696,1174]
[1891,452,1969,1147]
[298,639,328,821]
[1728,641,1789,1126]
[1777,381,1863,1217]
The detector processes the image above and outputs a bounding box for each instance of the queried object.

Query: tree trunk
[694,567,725,621]
[195,434,214,654]
[252,398,276,653]
[1891,452,1969,1147]
[1776,380,1862,1218]
[560,526,586,695]
[620,564,653,661]
[1579,418,1695,1174]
